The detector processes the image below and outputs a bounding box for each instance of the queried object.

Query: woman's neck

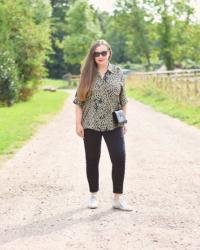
[97,62,109,73]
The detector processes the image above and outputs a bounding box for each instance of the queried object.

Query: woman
[73,39,132,211]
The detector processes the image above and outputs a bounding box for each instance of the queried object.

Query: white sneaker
[113,196,133,211]
[88,196,98,209]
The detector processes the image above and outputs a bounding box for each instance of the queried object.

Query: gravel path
[0,90,200,250]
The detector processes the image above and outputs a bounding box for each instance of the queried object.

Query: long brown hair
[77,39,112,101]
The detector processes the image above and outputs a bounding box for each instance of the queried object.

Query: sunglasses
[93,50,108,58]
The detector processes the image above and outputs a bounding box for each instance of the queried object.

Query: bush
[0,0,52,106]
[0,51,20,106]
[19,87,35,102]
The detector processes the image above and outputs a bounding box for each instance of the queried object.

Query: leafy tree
[95,11,131,64]
[114,0,154,69]
[0,0,51,105]
[46,0,74,78]
[62,0,101,68]
[173,22,200,68]
[145,0,195,69]
[111,0,197,70]
[2,0,52,83]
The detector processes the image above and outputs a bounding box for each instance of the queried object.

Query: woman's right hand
[76,124,84,138]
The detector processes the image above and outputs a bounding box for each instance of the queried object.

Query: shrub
[0,51,20,106]
[0,0,52,106]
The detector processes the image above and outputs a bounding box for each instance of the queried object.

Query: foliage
[46,0,101,77]
[0,50,20,106]
[1,0,200,107]
[62,0,101,67]
[147,0,195,70]
[106,0,199,70]
[8,0,52,83]
[46,0,74,78]
[0,0,51,106]
[100,14,130,64]
[114,0,156,69]
[47,0,200,75]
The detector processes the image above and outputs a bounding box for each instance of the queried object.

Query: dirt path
[0,90,200,250]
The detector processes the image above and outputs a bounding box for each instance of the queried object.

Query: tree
[114,0,154,69]
[104,15,131,64]
[112,0,196,70]
[46,0,74,78]
[0,0,52,105]
[145,0,195,69]
[62,0,101,69]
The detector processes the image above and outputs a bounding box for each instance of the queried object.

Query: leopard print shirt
[73,63,128,131]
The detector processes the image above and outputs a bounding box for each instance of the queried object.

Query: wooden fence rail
[127,69,200,105]
[62,73,80,85]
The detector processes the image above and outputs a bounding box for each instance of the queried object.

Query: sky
[88,0,116,13]
[88,0,200,21]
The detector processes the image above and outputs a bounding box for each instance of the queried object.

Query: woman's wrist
[76,123,82,126]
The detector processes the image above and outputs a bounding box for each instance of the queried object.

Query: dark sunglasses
[93,50,108,58]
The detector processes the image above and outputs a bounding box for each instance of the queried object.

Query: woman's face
[93,45,110,67]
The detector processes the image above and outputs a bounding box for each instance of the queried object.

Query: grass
[41,78,77,89]
[127,85,200,129]
[0,89,68,159]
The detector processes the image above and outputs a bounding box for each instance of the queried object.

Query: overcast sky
[88,0,200,21]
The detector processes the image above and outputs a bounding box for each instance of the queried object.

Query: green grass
[41,78,77,89]
[127,86,200,129]
[41,78,68,88]
[0,90,68,158]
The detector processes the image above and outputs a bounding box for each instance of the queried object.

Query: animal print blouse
[73,63,128,131]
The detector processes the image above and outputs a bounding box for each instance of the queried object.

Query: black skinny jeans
[83,127,126,194]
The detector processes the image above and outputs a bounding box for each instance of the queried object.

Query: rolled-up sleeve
[73,92,85,108]
[119,72,128,106]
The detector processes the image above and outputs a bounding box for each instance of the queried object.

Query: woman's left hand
[123,124,127,134]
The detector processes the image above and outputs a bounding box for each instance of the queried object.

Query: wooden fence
[127,69,200,105]
[63,73,80,85]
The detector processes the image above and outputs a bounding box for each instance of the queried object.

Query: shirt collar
[107,63,114,73]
